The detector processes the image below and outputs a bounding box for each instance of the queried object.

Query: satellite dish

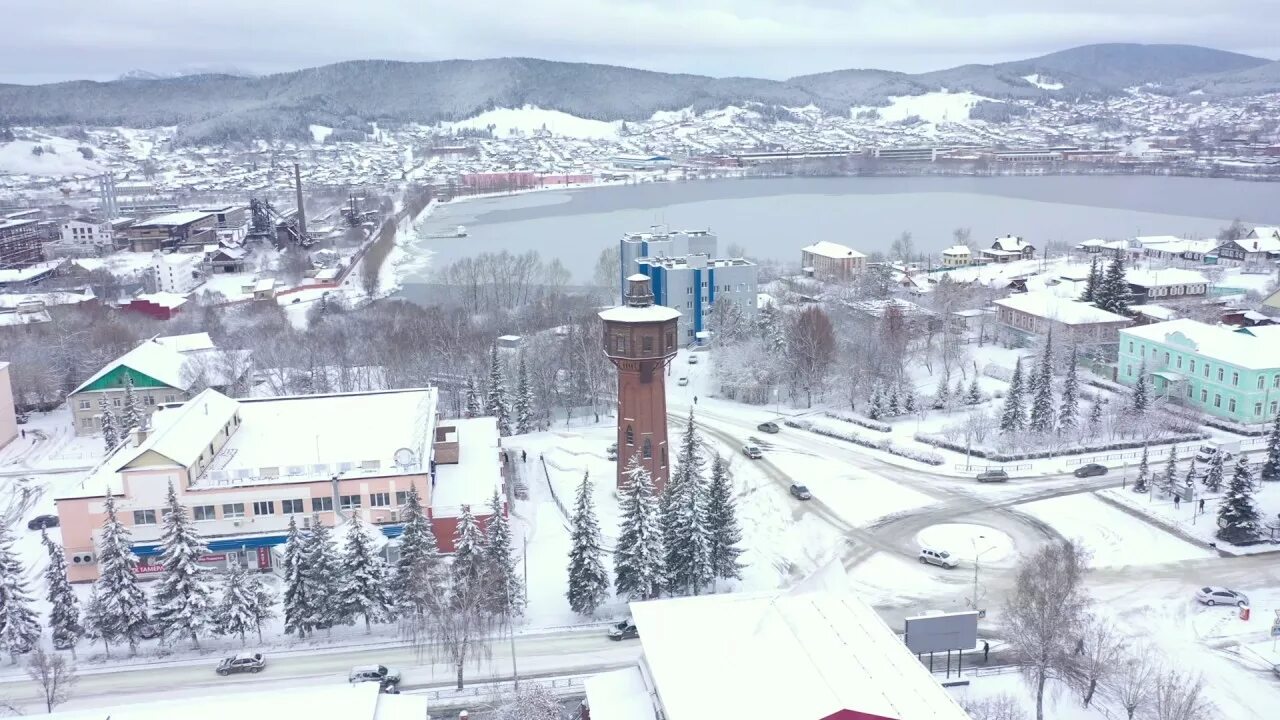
[393,448,417,469]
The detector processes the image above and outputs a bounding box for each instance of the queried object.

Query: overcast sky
[3,0,1277,84]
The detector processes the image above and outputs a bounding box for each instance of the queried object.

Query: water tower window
[613,333,628,353]
[666,331,675,350]
[642,438,652,459]
[642,335,653,353]
[625,425,634,446]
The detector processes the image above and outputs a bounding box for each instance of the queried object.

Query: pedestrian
[20,429,25,439]
[1174,494,1181,509]
[1198,498,1205,514]
[982,640,990,662]
[694,395,698,405]
[1075,637,1084,655]
[521,449,527,463]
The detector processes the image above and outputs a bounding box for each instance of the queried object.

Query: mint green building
[1118,319,1280,424]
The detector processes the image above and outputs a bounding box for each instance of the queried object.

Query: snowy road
[0,629,640,711]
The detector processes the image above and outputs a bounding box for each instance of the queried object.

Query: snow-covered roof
[154,332,215,353]
[585,667,655,720]
[1131,235,1183,246]
[70,333,228,396]
[994,291,1131,325]
[1229,231,1280,253]
[0,288,94,308]
[1124,268,1208,287]
[1249,226,1280,241]
[1131,304,1178,321]
[122,389,242,470]
[132,291,190,309]
[802,240,865,259]
[0,260,63,284]
[1122,319,1280,371]
[40,677,422,720]
[599,304,682,323]
[991,235,1030,252]
[431,416,501,514]
[131,210,214,228]
[941,245,970,255]
[627,273,649,282]
[630,591,971,720]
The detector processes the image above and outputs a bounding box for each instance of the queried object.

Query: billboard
[903,611,979,655]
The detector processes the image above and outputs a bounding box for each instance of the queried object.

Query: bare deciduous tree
[959,693,1026,720]
[1112,644,1159,720]
[1066,615,1123,708]
[1149,668,1214,720]
[492,684,562,720]
[26,647,76,714]
[1003,540,1091,720]
[400,562,504,690]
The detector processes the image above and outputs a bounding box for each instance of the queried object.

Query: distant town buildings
[800,241,866,280]
[1124,268,1208,303]
[994,291,1132,346]
[1118,319,1280,424]
[1212,226,1280,267]
[58,217,116,252]
[0,215,42,269]
[126,211,217,252]
[980,234,1035,263]
[940,244,971,267]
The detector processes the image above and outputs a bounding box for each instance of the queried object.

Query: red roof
[822,711,900,720]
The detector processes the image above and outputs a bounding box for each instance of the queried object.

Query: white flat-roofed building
[151,250,204,294]
[940,244,971,267]
[801,241,867,280]
[994,290,1132,345]
[634,254,758,342]
[58,217,115,251]
[619,228,717,299]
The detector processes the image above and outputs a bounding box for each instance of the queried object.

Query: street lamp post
[970,535,998,612]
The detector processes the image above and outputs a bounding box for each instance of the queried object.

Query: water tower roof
[599,304,681,323]
[627,273,649,282]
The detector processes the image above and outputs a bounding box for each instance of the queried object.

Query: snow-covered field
[851,91,991,125]
[444,105,619,140]
[1019,493,1214,567]
[1098,480,1280,555]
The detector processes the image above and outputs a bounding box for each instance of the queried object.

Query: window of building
[1274,374,1280,388]
[1187,385,1194,397]
[1231,372,1239,387]
[1214,394,1222,408]
[1126,365,1133,377]
[1217,368,1224,382]
[1229,399,1237,412]
[113,398,122,407]
[1271,401,1278,415]
[312,496,334,512]
[1203,365,1210,378]
[700,281,707,288]
[281,499,304,514]
[612,334,627,353]
[686,287,692,295]
[222,503,245,519]
[686,301,692,309]
[1200,390,1208,402]
[193,505,216,521]
[1258,376,1266,390]
[132,509,157,525]
[370,492,391,507]
[642,438,652,460]
[165,394,176,403]
[625,425,634,446]
[1164,352,1170,365]
[1255,403,1263,416]
[78,399,90,410]
[252,501,274,515]
[395,491,409,507]
[1128,341,1134,353]
[1189,360,1196,372]
[340,495,362,510]
[144,395,155,406]
[1176,356,1182,369]
[642,335,653,353]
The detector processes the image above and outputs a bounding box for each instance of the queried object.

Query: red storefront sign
[257,546,271,569]
[134,553,227,574]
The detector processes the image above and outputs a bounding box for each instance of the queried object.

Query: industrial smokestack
[293,162,307,240]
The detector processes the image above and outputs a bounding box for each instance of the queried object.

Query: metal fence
[954,463,1032,472]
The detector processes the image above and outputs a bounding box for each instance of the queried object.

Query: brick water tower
[600,274,680,492]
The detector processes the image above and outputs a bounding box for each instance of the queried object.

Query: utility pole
[293,162,307,240]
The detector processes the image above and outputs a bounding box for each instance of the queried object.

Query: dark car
[138,622,162,640]
[1073,463,1108,478]
[608,618,639,641]
[789,483,812,500]
[15,413,29,425]
[976,469,1010,483]
[757,422,780,434]
[217,653,266,676]
[26,515,59,531]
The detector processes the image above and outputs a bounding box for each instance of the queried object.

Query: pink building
[56,387,503,582]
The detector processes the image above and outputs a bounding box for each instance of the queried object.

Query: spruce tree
[94,493,150,655]
[566,473,609,616]
[248,572,276,642]
[153,481,215,648]
[1097,255,1130,314]
[337,513,392,631]
[391,484,444,618]
[282,516,314,638]
[903,390,918,415]
[452,505,487,593]
[1203,451,1226,492]
[213,562,258,646]
[1262,413,1280,482]
[100,397,119,452]
[886,386,901,417]
[953,378,966,407]
[615,454,665,601]
[705,455,744,589]
[486,345,512,436]
[967,377,982,406]
[1000,359,1026,433]
[82,587,114,656]
[464,376,482,418]
[664,413,711,596]
[42,530,82,654]
[1088,397,1105,433]
[1131,359,1149,415]
[1058,346,1079,433]
[483,490,523,617]
[868,384,886,419]
[1162,446,1178,494]
[1217,456,1261,544]
[121,371,141,431]
[1081,258,1100,303]
[302,517,342,630]
[0,525,41,661]
[933,375,949,410]
[1132,445,1150,493]
[514,350,535,434]
[1029,332,1056,433]
[1184,458,1198,492]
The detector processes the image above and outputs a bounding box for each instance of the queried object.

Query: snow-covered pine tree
[566,473,609,616]
[1132,445,1150,493]
[903,390,918,415]
[868,384,886,419]
[484,490,524,617]
[1088,397,1104,433]
[886,386,901,417]
[1058,346,1079,433]
[1184,458,1198,491]
[282,516,314,638]
[302,516,342,630]
[486,345,512,436]
[1029,332,1056,433]
[1000,359,1026,433]
[392,484,444,619]
[1131,359,1149,415]
[94,493,150,655]
[213,562,258,646]
[1162,446,1178,494]
[933,375,950,410]
[1203,451,1226,492]
[452,505,487,593]
[953,378,965,407]
[1098,255,1130,314]
[152,481,215,648]
[967,376,982,406]
[464,377,482,419]
[705,455,744,589]
[514,351,535,434]
[1262,413,1280,482]
[0,524,42,661]
[615,454,665,600]
[1217,456,1261,544]
[1081,259,1100,303]
[248,571,276,643]
[42,530,82,655]
[82,587,114,656]
[337,512,392,631]
[664,413,711,596]
[99,397,119,452]
[121,371,141,431]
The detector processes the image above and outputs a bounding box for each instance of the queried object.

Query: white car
[742,444,762,459]
[677,377,689,386]
[918,547,959,569]
[687,354,698,364]
[1195,586,1248,607]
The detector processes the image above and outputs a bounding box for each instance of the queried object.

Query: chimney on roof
[132,421,151,447]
